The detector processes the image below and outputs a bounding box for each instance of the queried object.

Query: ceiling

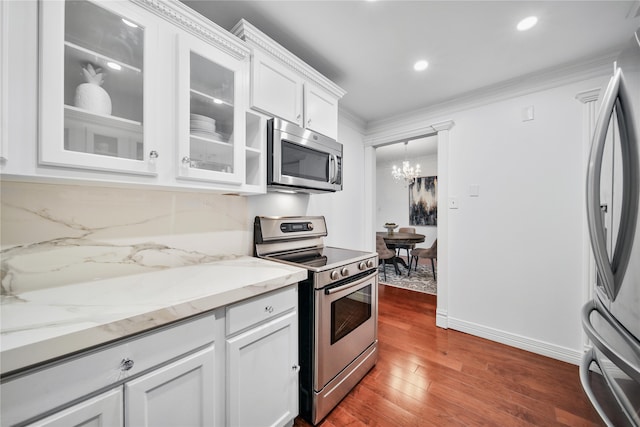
[182,0,640,126]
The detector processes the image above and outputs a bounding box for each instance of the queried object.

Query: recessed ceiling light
[517,16,538,31]
[414,60,429,71]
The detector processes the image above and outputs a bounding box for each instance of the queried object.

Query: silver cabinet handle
[149,150,159,159]
[586,66,640,301]
[292,365,300,373]
[120,358,135,372]
[265,306,274,314]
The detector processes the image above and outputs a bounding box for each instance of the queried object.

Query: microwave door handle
[329,154,337,184]
[587,69,620,300]
[610,72,640,301]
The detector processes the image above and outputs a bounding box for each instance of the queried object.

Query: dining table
[376,231,426,272]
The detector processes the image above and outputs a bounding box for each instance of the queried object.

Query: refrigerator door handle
[581,300,640,382]
[580,348,640,427]
[586,67,640,301]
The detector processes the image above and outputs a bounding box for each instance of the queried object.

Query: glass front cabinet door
[176,33,246,184]
[39,0,158,175]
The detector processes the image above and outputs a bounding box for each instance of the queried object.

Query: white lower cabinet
[125,346,215,427]
[27,388,123,427]
[226,285,299,427]
[1,311,220,427]
[1,286,300,427]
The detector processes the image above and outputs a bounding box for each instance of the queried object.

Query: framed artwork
[409,176,437,226]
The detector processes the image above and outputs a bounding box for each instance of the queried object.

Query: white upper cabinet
[233,20,345,140]
[251,49,304,127]
[304,82,339,140]
[4,0,263,194]
[176,33,246,185]
[39,0,159,175]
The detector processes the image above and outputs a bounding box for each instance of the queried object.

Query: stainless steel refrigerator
[581,29,640,426]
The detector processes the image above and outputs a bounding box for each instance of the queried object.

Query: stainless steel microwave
[267,118,343,193]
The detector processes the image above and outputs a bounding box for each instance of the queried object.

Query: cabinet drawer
[1,312,217,426]
[226,285,297,336]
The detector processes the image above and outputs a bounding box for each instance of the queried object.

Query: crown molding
[338,106,366,134]
[365,51,617,137]
[232,19,346,100]
[132,0,250,60]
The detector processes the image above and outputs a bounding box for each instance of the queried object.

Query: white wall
[247,116,368,251]
[376,153,437,247]
[367,72,610,363]
[444,81,594,360]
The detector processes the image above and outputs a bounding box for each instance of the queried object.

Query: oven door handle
[325,273,376,295]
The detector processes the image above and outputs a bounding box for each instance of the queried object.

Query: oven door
[315,270,377,390]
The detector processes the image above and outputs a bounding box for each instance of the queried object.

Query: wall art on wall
[409,176,437,226]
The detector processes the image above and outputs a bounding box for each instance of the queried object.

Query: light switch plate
[448,197,459,209]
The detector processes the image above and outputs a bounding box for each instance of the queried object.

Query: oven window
[282,140,329,182]
[330,284,372,345]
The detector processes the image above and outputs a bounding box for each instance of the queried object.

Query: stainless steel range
[254,216,378,425]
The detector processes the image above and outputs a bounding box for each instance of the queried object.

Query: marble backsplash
[1,181,250,295]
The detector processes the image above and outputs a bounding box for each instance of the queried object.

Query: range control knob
[307,222,314,230]
[340,267,349,277]
[330,270,339,281]
[358,262,367,271]
[366,259,375,268]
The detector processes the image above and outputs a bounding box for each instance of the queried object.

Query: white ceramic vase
[74,83,112,115]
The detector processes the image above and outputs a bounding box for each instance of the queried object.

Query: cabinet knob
[120,358,135,372]
[265,305,274,314]
[296,114,301,120]
[292,365,300,373]
[182,156,191,166]
[149,150,159,159]
[307,118,312,125]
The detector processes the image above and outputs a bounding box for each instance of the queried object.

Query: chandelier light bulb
[391,141,421,184]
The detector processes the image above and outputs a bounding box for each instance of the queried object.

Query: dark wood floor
[294,284,603,427]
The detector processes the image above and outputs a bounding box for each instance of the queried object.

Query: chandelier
[391,142,421,184]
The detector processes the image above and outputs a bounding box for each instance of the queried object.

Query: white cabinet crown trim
[132,0,250,60]
[232,19,346,100]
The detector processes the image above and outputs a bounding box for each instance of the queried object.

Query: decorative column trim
[576,87,600,352]
[575,88,600,104]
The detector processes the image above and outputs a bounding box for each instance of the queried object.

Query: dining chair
[376,235,399,281]
[395,227,416,261]
[409,239,437,279]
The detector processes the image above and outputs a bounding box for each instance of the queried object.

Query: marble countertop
[0,256,307,376]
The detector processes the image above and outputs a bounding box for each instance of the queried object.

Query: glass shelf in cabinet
[65,0,144,69]
[190,52,234,104]
[189,132,231,146]
[64,43,143,123]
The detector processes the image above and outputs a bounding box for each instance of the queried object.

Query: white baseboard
[447,316,583,365]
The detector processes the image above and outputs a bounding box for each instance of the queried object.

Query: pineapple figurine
[74,63,112,115]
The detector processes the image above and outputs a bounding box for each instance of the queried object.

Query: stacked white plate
[190,114,217,137]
